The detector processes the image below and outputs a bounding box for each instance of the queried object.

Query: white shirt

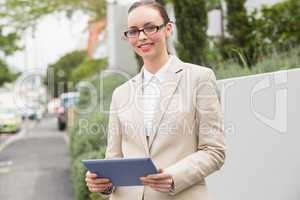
[142,56,173,137]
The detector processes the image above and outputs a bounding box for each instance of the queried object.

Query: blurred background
[0,0,299,200]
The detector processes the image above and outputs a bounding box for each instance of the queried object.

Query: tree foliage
[0,60,18,87]
[0,0,107,30]
[220,0,300,67]
[252,0,300,51]
[223,0,254,66]
[225,0,251,48]
[207,0,222,11]
[0,27,20,55]
[46,50,86,97]
[0,27,20,86]
[70,58,107,84]
[45,50,107,97]
[173,0,208,65]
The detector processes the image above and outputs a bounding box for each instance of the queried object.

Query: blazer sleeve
[165,68,226,195]
[98,89,123,198]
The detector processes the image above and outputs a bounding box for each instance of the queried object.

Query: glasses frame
[124,22,169,39]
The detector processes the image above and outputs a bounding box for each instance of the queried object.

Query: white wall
[207,69,300,199]
[107,1,139,76]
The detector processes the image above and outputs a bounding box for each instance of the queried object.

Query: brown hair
[128,0,170,24]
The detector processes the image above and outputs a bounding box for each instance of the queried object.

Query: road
[0,116,74,200]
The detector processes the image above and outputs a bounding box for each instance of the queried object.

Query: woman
[85,1,226,199]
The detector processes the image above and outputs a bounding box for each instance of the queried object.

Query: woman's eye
[128,30,139,36]
[144,26,157,33]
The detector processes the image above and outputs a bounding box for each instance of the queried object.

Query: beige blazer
[103,56,226,200]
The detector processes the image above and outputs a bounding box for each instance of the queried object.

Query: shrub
[69,71,128,200]
[215,46,300,79]
[71,150,106,200]
[71,58,107,85]
[69,111,108,162]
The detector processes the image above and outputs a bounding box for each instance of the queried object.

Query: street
[0,116,74,200]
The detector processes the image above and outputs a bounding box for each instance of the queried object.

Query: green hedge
[69,71,128,200]
[215,46,300,80]
[71,150,106,200]
[69,112,108,161]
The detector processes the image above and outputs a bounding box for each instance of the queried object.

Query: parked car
[0,107,22,133]
[57,92,79,131]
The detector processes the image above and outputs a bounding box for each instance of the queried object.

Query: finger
[92,178,111,184]
[86,171,98,178]
[142,178,172,185]
[147,173,172,180]
[85,175,110,182]
[89,186,107,193]
[86,178,111,186]
[87,183,112,192]
[142,177,173,184]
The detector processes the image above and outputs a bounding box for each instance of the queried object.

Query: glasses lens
[126,29,139,38]
[144,26,158,35]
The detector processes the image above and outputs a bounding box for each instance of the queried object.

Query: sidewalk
[0,117,74,200]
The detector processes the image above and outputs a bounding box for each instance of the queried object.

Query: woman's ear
[165,22,173,37]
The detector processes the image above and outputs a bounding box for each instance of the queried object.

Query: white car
[0,107,22,133]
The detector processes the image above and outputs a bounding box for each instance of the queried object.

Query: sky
[5,0,283,73]
[6,11,89,73]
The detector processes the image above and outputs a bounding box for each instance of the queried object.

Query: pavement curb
[63,130,70,146]
[0,130,26,153]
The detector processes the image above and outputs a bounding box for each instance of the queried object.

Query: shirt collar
[143,55,173,84]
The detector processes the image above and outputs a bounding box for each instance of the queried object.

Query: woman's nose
[138,31,147,41]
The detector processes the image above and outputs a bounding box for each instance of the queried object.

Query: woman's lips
[138,43,154,52]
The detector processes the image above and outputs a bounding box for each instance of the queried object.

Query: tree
[256,0,300,51]
[0,26,20,87]
[46,50,86,97]
[70,58,107,84]
[225,0,250,48]
[224,0,254,66]
[0,28,20,55]
[0,60,18,87]
[173,0,208,65]
[0,0,106,30]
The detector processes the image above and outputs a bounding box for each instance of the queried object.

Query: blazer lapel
[148,56,184,150]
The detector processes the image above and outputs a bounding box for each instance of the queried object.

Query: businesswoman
[85,1,226,199]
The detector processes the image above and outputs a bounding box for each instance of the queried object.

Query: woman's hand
[140,169,174,193]
[85,171,112,193]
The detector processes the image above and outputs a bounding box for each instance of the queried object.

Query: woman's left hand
[140,169,174,193]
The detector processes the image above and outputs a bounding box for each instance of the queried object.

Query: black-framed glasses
[124,22,168,38]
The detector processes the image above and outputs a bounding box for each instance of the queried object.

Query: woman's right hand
[85,171,113,193]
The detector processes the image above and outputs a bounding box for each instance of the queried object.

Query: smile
[138,43,154,48]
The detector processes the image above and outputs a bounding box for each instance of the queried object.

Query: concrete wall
[207,69,300,199]
[107,1,138,76]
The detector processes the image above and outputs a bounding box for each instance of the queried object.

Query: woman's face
[127,6,172,60]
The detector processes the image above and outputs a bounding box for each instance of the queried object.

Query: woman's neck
[143,52,170,74]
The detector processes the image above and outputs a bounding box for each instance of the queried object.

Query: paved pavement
[0,116,74,200]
